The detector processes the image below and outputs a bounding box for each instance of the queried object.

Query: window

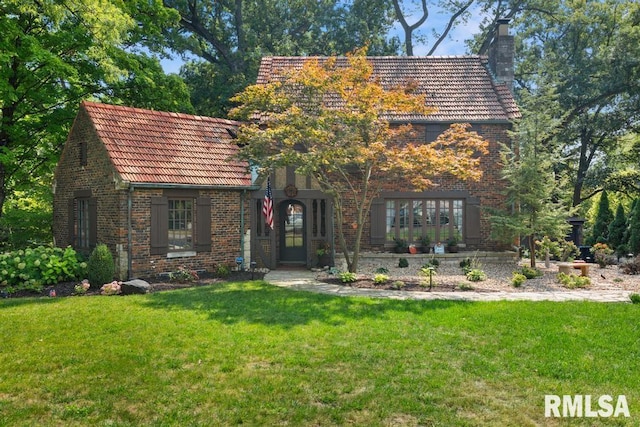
[69,190,96,252]
[386,198,463,244]
[150,194,211,256]
[75,198,91,250]
[168,199,194,251]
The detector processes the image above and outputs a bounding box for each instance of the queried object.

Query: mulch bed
[319,277,498,292]
[1,271,265,299]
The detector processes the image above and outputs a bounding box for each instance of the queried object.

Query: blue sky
[160,7,484,74]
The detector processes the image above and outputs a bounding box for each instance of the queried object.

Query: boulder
[120,279,151,295]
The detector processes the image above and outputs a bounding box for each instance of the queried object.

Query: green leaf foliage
[0,246,86,294]
[87,244,115,287]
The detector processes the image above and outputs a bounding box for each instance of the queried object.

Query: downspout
[240,189,246,269]
[128,185,134,279]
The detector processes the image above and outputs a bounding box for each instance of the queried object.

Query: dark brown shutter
[465,197,481,243]
[370,198,386,245]
[150,197,168,255]
[89,197,98,249]
[195,197,212,252]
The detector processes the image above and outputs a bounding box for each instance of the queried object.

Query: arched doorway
[279,200,306,263]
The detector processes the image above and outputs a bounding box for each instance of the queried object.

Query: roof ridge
[81,101,240,126]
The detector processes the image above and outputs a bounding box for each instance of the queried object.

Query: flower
[101,281,121,296]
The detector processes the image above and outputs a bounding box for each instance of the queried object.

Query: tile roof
[257,56,521,122]
[81,101,252,187]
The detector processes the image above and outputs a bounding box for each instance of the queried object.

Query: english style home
[54,22,520,278]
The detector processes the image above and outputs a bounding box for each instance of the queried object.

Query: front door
[280,201,306,263]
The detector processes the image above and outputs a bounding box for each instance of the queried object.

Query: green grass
[1,281,639,426]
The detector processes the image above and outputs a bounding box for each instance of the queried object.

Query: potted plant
[393,237,409,254]
[447,236,459,253]
[316,241,331,267]
[420,235,431,253]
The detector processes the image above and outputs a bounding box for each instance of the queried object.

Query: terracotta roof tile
[81,101,252,187]
[257,56,520,122]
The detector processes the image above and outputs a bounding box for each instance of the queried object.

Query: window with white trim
[386,199,464,244]
[168,199,194,251]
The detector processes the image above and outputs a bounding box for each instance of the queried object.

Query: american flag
[262,177,274,229]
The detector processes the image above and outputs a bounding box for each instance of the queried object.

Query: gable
[257,56,521,123]
[80,101,252,188]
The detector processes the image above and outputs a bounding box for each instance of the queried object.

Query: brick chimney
[488,18,515,91]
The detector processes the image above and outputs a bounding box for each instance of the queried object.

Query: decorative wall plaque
[284,184,298,198]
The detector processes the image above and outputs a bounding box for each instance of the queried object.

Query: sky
[160,7,485,75]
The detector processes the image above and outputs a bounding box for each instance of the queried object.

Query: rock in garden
[120,279,151,295]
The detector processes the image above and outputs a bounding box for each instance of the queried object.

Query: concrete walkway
[264,270,634,303]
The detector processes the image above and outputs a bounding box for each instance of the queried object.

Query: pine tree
[608,204,627,249]
[588,190,613,245]
[628,200,640,255]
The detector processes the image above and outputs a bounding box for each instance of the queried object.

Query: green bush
[373,273,389,284]
[87,244,114,287]
[0,246,86,294]
[339,271,357,283]
[519,266,543,279]
[465,268,487,282]
[391,280,405,289]
[557,272,591,289]
[375,267,389,274]
[213,263,231,278]
[630,293,640,304]
[423,258,440,270]
[398,258,409,268]
[511,272,527,288]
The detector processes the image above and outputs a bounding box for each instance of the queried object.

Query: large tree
[0,0,191,245]
[161,0,399,115]
[512,0,639,207]
[489,105,573,268]
[229,51,488,272]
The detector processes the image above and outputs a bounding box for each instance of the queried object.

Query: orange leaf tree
[230,49,489,272]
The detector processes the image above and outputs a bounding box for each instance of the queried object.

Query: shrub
[511,272,527,288]
[373,273,389,284]
[459,258,472,273]
[375,267,389,274]
[557,272,591,288]
[422,258,440,270]
[466,268,487,282]
[74,279,91,295]
[170,266,199,283]
[0,246,86,294]
[419,266,436,290]
[339,271,357,283]
[621,256,640,275]
[391,280,405,289]
[87,244,114,287]
[398,258,409,268]
[630,293,640,304]
[458,283,474,291]
[100,281,121,295]
[213,263,231,278]
[591,243,614,268]
[519,266,543,279]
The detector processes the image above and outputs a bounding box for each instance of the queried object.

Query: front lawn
[1,281,638,425]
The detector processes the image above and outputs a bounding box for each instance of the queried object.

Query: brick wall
[335,122,513,252]
[54,106,252,280]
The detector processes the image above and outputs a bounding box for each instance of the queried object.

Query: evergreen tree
[608,204,627,249]
[628,200,640,255]
[587,190,613,245]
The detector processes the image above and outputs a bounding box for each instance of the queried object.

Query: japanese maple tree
[230,49,488,272]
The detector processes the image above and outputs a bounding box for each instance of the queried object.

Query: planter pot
[421,246,431,254]
[409,246,418,254]
[318,254,331,267]
[447,245,459,253]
